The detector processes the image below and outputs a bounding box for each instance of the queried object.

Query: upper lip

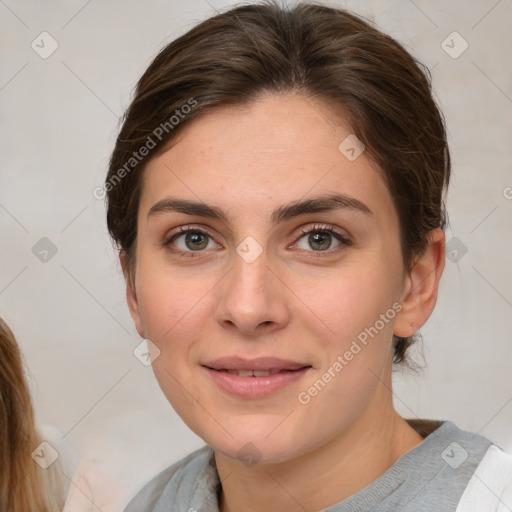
[202,357,311,371]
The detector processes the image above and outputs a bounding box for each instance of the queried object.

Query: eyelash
[297,223,352,247]
[163,223,352,258]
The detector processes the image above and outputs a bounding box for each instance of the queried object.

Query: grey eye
[173,231,215,251]
[296,231,341,251]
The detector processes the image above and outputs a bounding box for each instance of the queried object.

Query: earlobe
[394,229,445,338]
[120,251,145,338]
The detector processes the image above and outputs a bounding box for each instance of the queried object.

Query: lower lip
[203,367,311,398]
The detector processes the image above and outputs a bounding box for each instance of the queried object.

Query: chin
[195,417,311,466]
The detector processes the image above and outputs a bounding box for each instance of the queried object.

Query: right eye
[164,226,221,257]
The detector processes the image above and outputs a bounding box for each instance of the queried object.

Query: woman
[104,2,512,510]
[0,317,68,511]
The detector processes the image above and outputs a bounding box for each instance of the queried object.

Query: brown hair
[0,318,67,511]
[105,1,450,364]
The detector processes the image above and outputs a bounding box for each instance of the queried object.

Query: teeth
[253,370,271,377]
[223,369,282,377]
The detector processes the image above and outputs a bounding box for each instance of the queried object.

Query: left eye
[294,227,350,252]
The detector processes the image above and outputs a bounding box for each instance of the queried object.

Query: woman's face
[127,93,411,464]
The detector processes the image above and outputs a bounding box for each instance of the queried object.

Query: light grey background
[1,0,511,510]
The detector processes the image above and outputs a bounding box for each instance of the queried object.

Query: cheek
[292,262,400,402]
[134,259,211,352]
[135,268,210,407]
[292,262,400,344]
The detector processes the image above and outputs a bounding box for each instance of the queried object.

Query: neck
[215,384,424,512]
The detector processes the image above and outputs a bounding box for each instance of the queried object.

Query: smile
[201,357,312,397]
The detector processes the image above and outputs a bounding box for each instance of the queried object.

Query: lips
[202,356,312,397]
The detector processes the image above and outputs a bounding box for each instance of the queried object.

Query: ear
[120,251,145,338]
[394,228,445,338]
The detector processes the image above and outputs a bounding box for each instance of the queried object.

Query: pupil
[309,232,331,251]
[186,232,208,250]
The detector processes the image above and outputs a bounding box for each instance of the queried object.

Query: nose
[215,247,290,337]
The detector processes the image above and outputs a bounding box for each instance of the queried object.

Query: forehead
[140,93,395,224]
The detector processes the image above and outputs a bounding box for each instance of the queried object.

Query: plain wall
[1,0,511,509]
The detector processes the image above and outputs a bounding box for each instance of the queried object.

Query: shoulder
[123,445,213,512]
[456,444,512,512]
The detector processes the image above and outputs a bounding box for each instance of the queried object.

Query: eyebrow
[147,193,372,224]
